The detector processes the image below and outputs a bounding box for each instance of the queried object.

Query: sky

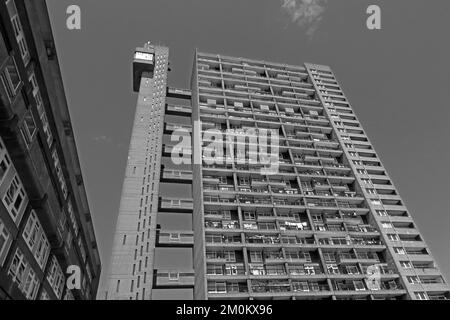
[46,0,450,294]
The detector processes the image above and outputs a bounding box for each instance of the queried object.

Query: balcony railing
[160,198,193,210]
[205,221,240,230]
[161,169,192,181]
[154,270,195,288]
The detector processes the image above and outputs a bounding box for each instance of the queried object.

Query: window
[23,267,39,299]
[8,248,40,300]
[407,276,421,284]
[243,211,256,220]
[326,264,339,274]
[394,247,406,255]
[6,0,30,65]
[213,282,226,293]
[8,248,27,285]
[346,265,359,275]
[2,174,27,224]
[207,264,223,275]
[20,111,37,147]
[304,264,316,275]
[0,57,21,101]
[224,251,236,262]
[46,255,65,299]
[400,261,412,269]
[382,222,393,229]
[293,281,309,292]
[169,233,180,241]
[222,210,231,219]
[239,177,250,185]
[22,211,50,269]
[376,210,388,217]
[0,146,11,186]
[250,251,263,263]
[0,217,12,266]
[303,252,312,262]
[168,272,179,281]
[36,233,50,268]
[353,280,366,291]
[415,292,428,300]
[322,252,336,262]
[387,234,399,241]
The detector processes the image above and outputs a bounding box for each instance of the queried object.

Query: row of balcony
[202,195,365,209]
[205,234,383,248]
[206,279,404,296]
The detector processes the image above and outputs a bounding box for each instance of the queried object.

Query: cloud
[280,0,327,37]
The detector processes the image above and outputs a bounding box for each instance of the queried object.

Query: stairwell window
[170,233,180,241]
[169,272,179,281]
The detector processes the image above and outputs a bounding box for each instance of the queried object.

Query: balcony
[156,230,194,247]
[239,196,272,206]
[204,195,237,204]
[288,264,323,277]
[166,103,191,116]
[279,221,310,231]
[206,234,242,247]
[251,281,291,295]
[337,253,380,264]
[153,270,195,288]
[246,235,281,246]
[248,266,287,278]
[159,198,193,212]
[273,199,303,207]
[205,220,240,231]
[167,87,191,99]
[293,284,331,296]
[207,282,249,298]
[164,123,192,135]
[204,185,235,192]
[346,224,379,234]
[160,169,192,183]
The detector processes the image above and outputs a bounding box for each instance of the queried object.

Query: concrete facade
[101,45,449,301]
